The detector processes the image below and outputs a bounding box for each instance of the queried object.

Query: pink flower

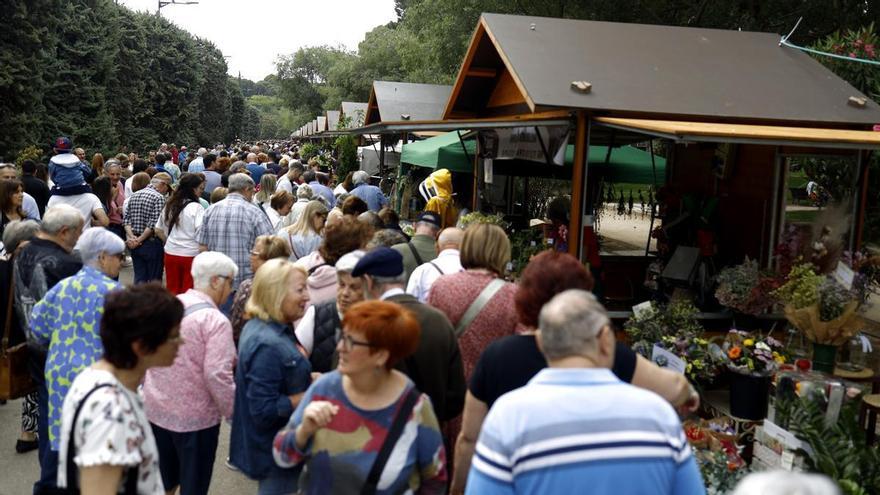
[850,52,858,58]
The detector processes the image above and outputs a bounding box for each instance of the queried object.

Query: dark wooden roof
[366,81,453,125]
[446,13,880,126]
[340,102,368,128]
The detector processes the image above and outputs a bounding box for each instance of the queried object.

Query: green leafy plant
[15,145,42,167]
[300,143,320,161]
[624,300,721,382]
[509,228,547,277]
[457,211,509,230]
[787,395,880,495]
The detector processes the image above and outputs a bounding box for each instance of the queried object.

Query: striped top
[273,371,447,494]
[467,368,705,495]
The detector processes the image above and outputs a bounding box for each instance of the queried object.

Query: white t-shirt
[155,201,204,257]
[57,368,164,495]
[333,183,347,196]
[276,175,294,194]
[47,193,103,231]
[406,249,464,302]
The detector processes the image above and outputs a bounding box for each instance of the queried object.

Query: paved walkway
[0,265,258,494]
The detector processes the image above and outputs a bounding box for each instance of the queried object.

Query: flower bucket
[728,372,770,420]
[811,343,838,374]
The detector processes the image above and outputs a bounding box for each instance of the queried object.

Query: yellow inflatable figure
[419,168,458,228]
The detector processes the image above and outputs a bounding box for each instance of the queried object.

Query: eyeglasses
[339,332,374,351]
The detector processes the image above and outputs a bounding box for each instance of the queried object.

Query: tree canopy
[0,0,251,159]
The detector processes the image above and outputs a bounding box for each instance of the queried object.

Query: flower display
[714,258,780,315]
[723,330,787,376]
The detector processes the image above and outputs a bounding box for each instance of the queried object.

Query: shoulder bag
[406,242,424,266]
[454,278,506,337]
[361,387,421,495]
[0,258,35,400]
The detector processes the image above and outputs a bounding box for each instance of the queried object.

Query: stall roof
[317,116,327,133]
[596,117,880,150]
[326,110,341,131]
[445,13,880,127]
[365,81,453,126]
[341,102,368,128]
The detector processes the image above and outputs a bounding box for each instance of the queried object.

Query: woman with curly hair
[294,216,373,307]
[155,173,206,294]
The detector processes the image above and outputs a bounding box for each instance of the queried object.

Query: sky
[118,0,398,81]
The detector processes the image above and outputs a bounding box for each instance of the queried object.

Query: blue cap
[351,247,404,278]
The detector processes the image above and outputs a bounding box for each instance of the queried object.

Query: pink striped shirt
[143,289,236,432]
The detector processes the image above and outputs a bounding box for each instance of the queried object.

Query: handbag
[0,260,35,400]
[361,387,421,495]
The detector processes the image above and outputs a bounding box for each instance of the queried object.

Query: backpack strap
[361,387,421,495]
[428,261,444,276]
[406,242,424,266]
[455,278,506,337]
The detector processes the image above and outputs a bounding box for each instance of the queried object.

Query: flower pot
[728,372,770,420]
[811,343,838,374]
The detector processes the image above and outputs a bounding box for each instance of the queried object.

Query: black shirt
[21,175,50,218]
[469,334,638,409]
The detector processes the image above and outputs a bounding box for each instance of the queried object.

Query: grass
[786,209,819,223]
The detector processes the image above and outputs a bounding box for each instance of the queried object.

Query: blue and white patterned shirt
[467,368,705,495]
[197,193,273,287]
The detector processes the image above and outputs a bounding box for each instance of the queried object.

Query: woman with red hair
[273,300,447,494]
[449,251,700,493]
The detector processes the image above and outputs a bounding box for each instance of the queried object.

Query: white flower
[755,342,771,351]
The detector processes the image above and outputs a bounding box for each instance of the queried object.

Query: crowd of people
[1,137,721,495]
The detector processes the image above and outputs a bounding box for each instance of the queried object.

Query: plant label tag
[652,345,686,375]
[780,451,795,470]
[833,262,855,289]
[633,301,653,318]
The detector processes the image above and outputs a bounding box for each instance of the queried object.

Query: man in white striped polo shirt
[467,289,705,495]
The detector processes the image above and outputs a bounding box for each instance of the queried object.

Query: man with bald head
[245,152,265,184]
[406,226,464,302]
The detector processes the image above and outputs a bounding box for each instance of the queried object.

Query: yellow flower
[743,339,755,347]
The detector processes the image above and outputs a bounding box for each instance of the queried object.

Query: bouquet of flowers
[715,258,781,315]
[624,300,722,383]
[723,330,787,376]
[773,263,863,345]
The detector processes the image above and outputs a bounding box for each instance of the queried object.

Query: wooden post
[379,135,386,177]
[855,149,871,249]
[569,112,590,261]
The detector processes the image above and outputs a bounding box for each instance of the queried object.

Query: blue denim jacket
[230,318,311,479]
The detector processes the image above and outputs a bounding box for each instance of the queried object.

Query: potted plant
[714,258,781,328]
[624,300,723,385]
[773,263,863,373]
[723,330,787,420]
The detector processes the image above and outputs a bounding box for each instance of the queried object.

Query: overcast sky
[118,0,398,81]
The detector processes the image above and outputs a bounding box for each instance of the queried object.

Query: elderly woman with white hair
[30,227,124,468]
[348,170,388,212]
[143,251,238,495]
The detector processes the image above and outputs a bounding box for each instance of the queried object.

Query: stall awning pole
[570,112,590,261]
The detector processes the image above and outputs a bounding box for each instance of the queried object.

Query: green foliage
[774,263,823,309]
[457,211,509,229]
[811,24,880,101]
[787,395,880,494]
[300,143,320,161]
[0,0,251,157]
[15,146,42,167]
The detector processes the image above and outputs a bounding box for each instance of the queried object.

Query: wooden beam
[444,21,488,120]
[466,67,497,78]
[487,69,527,108]
[569,111,589,260]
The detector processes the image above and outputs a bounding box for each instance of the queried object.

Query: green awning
[401,132,666,184]
[401,131,477,173]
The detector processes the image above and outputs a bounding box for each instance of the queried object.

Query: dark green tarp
[401,131,666,184]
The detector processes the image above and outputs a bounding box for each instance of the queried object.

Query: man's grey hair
[2,220,40,252]
[538,289,610,361]
[228,173,255,193]
[352,170,370,186]
[103,159,122,173]
[41,205,84,235]
[370,273,407,286]
[296,183,314,200]
[229,161,248,174]
[75,227,125,266]
[191,251,239,290]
